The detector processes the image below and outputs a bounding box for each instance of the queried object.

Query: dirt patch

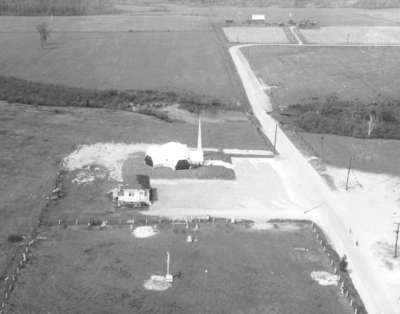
[143,275,171,291]
[133,226,159,238]
[64,143,150,181]
[310,271,339,286]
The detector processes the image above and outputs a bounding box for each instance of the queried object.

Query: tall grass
[0,0,115,16]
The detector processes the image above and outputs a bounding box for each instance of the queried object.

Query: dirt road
[229,45,397,314]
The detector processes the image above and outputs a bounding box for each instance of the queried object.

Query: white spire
[197,115,202,152]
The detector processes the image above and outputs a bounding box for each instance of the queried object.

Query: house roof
[123,175,151,190]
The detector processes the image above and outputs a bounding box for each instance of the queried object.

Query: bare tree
[36,22,51,48]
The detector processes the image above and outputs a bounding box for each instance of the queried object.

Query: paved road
[229,44,398,314]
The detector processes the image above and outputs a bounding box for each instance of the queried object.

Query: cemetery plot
[7,223,353,314]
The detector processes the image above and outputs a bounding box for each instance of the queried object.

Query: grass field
[0,101,268,279]
[299,132,400,176]
[7,223,353,314]
[0,29,242,106]
[247,45,400,107]
[301,26,400,44]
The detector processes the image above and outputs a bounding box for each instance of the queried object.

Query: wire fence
[0,208,367,314]
[310,221,367,314]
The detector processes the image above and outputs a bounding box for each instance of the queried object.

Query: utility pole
[345,156,353,191]
[273,123,278,156]
[394,223,400,258]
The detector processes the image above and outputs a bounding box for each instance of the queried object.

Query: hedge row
[0,76,234,114]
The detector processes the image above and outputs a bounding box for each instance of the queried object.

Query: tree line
[278,94,400,139]
[0,0,114,16]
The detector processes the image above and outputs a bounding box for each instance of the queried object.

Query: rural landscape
[0,0,400,313]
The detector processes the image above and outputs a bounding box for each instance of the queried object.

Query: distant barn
[250,14,266,24]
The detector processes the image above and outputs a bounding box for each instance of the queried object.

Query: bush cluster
[280,94,400,139]
[0,76,232,116]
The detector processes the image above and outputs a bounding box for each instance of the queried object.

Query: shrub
[7,234,24,243]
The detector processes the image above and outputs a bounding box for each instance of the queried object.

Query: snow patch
[143,275,171,291]
[132,226,159,238]
[310,271,338,286]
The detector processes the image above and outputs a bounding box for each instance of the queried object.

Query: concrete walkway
[229,44,397,314]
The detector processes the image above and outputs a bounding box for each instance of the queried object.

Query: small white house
[111,175,151,208]
[250,14,266,23]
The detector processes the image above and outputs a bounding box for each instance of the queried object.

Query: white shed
[250,14,266,23]
[111,175,151,208]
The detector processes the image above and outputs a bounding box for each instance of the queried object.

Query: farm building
[111,175,152,208]
[144,117,204,170]
[249,14,266,24]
